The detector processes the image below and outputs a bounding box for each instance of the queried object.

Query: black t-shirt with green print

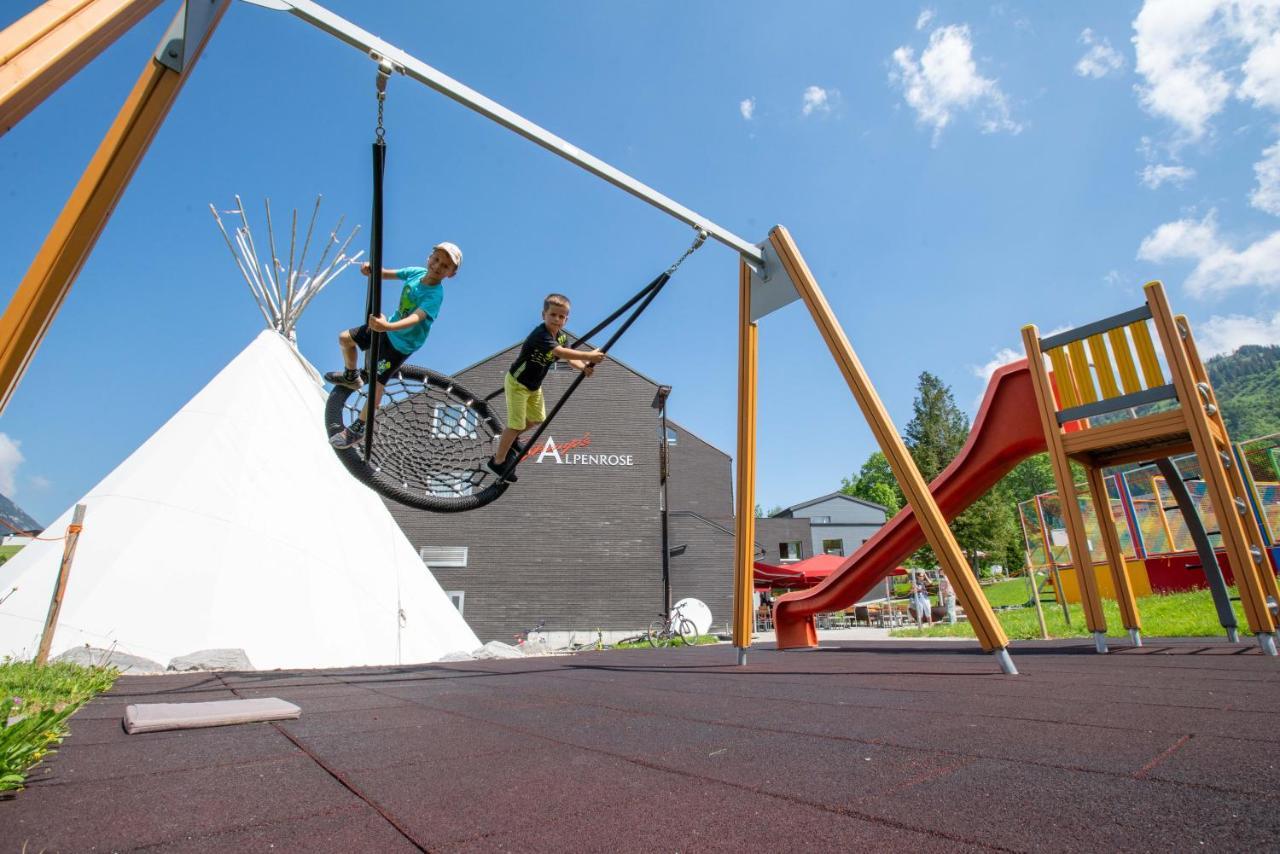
[508,324,568,390]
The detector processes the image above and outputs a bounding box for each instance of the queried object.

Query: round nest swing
[325,365,510,512]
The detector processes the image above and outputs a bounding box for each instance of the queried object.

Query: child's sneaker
[486,454,518,482]
[329,419,365,450]
[324,368,367,391]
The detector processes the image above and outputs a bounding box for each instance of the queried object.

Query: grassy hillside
[1206,344,1280,440]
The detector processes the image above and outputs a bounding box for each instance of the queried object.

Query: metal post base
[736,647,748,665]
[1128,628,1142,647]
[1258,633,1278,657]
[1093,631,1109,654]
[1227,627,1241,644]
[993,648,1018,675]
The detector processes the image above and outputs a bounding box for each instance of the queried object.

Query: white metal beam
[240,0,763,263]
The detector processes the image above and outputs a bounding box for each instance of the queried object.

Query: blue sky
[2,0,1279,525]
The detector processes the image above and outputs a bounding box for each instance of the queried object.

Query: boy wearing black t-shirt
[488,293,604,481]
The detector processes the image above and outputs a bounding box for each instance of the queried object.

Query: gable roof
[779,491,888,515]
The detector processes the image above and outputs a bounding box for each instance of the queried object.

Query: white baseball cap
[434,241,463,270]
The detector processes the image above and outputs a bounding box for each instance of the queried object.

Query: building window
[445,591,465,613]
[431,403,478,439]
[810,515,831,524]
[822,538,844,556]
[419,546,468,568]
[659,425,677,445]
[779,541,803,561]
[428,472,475,498]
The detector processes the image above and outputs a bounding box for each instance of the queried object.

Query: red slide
[774,360,1048,649]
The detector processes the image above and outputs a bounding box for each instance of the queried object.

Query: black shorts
[348,325,411,384]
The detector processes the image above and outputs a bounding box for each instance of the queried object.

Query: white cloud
[1104,269,1126,287]
[1251,139,1280,213]
[916,8,935,31]
[1132,0,1280,139]
[971,347,1023,383]
[890,24,1022,144]
[1140,163,1197,188]
[28,475,50,492]
[739,97,756,120]
[1137,209,1280,295]
[1195,310,1280,355]
[801,85,837,116]
[1076,28,1126,78]
[0,434,22,497]
[1237,9,1280,111]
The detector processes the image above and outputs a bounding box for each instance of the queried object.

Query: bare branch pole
[210,195,361,336]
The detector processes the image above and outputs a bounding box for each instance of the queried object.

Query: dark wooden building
[385,338,747,643]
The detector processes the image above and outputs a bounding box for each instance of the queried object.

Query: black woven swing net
[325,365,510,512]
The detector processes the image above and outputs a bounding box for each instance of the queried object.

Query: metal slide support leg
[1155,458,1238,641]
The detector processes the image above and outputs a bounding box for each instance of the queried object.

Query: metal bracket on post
[157,0,226,73]
[1093,631,1109,654]
[745,236,800,322]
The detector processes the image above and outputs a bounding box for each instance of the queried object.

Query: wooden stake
[35,504,86,665]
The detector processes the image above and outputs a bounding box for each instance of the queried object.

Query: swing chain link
[666,228,708,275]
[374,57,394,142]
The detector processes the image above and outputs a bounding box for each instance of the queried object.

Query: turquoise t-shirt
[385,267,443,355]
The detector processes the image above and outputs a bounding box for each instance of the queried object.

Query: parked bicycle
[647,604,698,648]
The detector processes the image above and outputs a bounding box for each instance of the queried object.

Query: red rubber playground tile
[2,639,1278,851]
[1,753,354,852]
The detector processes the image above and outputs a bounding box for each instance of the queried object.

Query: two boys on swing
[325,241,604,482]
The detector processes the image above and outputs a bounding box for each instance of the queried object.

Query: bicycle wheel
[677,618,698,647]
[647,620,665,648]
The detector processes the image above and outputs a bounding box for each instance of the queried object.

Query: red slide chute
[774,360,1048,648]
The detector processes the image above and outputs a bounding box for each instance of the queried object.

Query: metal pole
[660,399,672,614]
[241,0,763,263]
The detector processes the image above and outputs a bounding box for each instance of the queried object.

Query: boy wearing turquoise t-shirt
[326,241,461,449]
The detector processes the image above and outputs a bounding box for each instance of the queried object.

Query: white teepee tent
[0,199,479,669]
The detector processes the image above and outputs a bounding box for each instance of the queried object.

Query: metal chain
[666,228,708,275]
[374,58,393,141]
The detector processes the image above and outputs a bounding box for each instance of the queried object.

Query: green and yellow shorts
[503,372,546,430]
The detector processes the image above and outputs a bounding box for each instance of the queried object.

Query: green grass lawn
[890,586,1256,641]
[0,545,24,562]
[0,661,118,792]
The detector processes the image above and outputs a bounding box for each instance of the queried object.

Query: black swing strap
[362,62,392,460]
[481,272,666,404]
[499,229,706,479]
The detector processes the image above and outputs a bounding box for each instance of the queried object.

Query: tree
[899,371,1024,572]
[840,451,903,514]
[905,372,969,481]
